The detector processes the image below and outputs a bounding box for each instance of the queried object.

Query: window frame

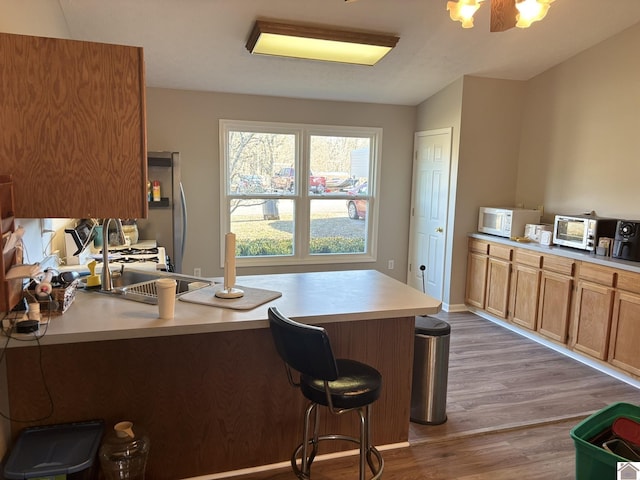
[219,119,381,267]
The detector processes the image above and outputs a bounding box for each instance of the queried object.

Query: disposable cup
[156,278,177,319]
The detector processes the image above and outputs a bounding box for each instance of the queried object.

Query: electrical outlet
[388,260,394,270]
[537,205,544,217]
[194,267,202,277]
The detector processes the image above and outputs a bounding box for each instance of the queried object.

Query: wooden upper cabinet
[0,32,147,218]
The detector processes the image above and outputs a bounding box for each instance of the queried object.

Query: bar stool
[267,306,384,480]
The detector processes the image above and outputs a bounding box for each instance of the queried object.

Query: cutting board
[178,284,281,310]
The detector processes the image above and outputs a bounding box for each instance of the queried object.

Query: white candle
[224,232,236,290]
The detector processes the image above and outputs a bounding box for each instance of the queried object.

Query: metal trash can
[410,316,451,425]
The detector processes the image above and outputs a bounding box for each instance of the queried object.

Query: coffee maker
[612,220,640,262]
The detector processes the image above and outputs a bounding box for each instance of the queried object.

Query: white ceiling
[53,0,640,106]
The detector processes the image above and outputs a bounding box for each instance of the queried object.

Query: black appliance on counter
[612,220,640,262]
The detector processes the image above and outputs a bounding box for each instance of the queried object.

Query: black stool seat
[268,306,384,480]
[301,359,382,410]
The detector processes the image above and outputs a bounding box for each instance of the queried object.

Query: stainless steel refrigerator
[137,151,186,272]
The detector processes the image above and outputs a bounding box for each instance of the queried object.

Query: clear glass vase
[99,421,150,480]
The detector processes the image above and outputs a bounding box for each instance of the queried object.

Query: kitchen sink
[94,268,212,304]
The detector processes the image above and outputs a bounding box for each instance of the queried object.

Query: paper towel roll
[224,232,236,290]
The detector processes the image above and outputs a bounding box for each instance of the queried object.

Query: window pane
[309,135,371,196]
[309,199,367,255]
[227,131,296,196]
[230,199,295,257]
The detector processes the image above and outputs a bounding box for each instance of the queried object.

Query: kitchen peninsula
[3,270,441,479]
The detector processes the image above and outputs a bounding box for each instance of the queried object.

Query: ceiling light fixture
[515,0,553,28]
[246,20,399,66]
[447,0,554,31]
[447,0,484,28]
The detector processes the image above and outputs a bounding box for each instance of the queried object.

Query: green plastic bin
[571,402,640,480]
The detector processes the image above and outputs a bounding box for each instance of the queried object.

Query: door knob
[435,227,443,233]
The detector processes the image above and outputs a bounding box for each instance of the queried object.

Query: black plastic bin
[410,316,451,425]
[3,420,104,480]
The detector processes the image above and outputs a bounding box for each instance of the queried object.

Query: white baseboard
[443,303,468,313]
[182,442,409,480]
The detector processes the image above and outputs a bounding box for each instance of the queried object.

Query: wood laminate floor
[228,312,640,479]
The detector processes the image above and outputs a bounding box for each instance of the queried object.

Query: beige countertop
[470,232,640,274]
[17,269,441,346]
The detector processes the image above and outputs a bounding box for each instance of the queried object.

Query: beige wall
[146,88,416,280]
[417,22,640,309]
[517,22,640,222]
[415,78,463,310]
[0,0,69,37]
[416,76,525,310]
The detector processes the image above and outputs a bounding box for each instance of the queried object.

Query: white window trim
[219,119,381,267]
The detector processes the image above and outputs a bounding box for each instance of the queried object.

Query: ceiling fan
[448,0,555,31]
[345,0,554,32]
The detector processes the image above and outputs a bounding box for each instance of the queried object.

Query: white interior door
[407,128,452,300]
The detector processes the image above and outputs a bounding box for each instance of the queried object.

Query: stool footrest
[292,434,384,480]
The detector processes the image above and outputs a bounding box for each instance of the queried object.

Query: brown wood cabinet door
[466,251,488,309]
[537,271,573,343]
[0,32,147,218]
[571,280,614,360]
[485,257,511,318]
[510,263,540,330]
[609,291,640,376]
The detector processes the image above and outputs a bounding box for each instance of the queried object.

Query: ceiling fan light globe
[447,0,484,28]
[515,0,552,28]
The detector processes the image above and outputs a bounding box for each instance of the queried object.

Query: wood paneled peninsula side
[2,270,441,479]
[466,233,640,386]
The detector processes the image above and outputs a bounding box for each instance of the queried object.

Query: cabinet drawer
[616,270,640,295]
[488,243,513,261]
[542,255,575,276]
[578,262,616,287]
[514,249,542,268]
[469,238,489,254]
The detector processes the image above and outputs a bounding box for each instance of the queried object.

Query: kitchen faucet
[101,218,126,292]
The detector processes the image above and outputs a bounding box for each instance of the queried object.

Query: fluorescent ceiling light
[246,20,399,66]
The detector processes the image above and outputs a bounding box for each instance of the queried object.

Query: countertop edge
[469,232,640,273]
[7,270,441,347]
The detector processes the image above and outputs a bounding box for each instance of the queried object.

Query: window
[220,120,380,266]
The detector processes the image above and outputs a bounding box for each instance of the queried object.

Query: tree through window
[220,120,380,267]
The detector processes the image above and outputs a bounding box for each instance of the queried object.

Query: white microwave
[478,207,541,238]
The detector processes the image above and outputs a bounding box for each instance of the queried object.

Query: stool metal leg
[294,402,320,479]
[358,404,384,480]
[292,402,384,480]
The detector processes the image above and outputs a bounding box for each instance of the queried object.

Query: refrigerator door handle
[180,181,187,261]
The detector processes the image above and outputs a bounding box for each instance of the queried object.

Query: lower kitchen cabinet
[510,263,540,330]
[510,250,543,330]
[485,244,513,318]
[609,270,640,376]
[465,239,489,309]
[466,235,640,381]
[537,255,574,343]
[537,270,573,342]
[570,263,616,360]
